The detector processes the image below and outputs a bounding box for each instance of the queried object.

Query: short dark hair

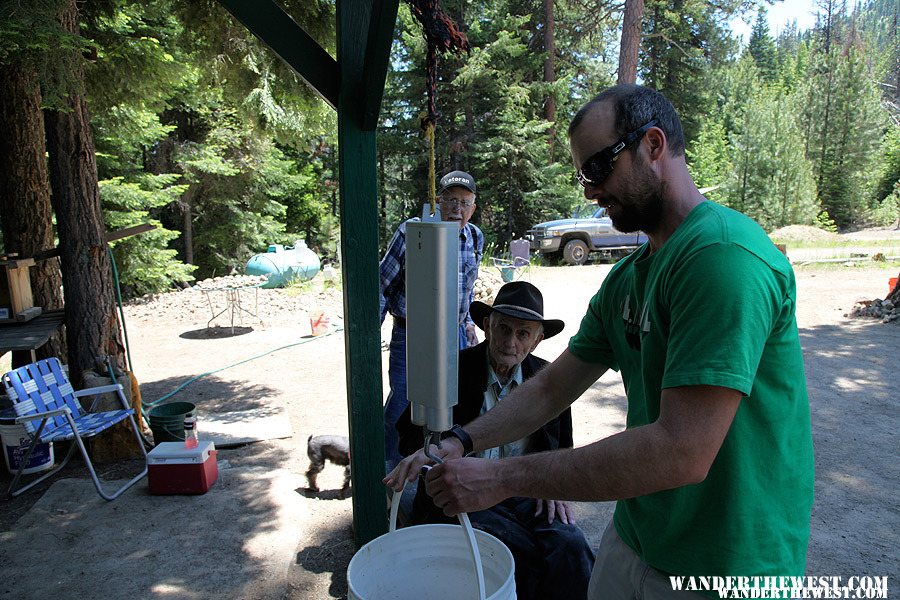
[568,85,685,157]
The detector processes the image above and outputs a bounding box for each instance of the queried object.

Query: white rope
[389,472,487,600]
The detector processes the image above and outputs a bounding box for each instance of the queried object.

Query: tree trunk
[816,0,836,55]
[617,0,644,85]
[43,0,123,386]
[662,0,683,93]
[542,0,556,121]
[543,0,557,162]
[379,145,388,244]
[0,64,67,367]
[181,184,196,264]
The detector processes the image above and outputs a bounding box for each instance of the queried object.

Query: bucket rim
[347,523,514,599]
[148,401,197,418]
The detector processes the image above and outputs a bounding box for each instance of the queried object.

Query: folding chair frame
[491,256,531,282]
[2,361,148,501]
[492,239,532,282]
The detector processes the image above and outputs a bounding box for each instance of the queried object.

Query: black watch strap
[442,424,474,456]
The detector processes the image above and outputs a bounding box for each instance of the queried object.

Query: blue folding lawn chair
[1,357,148,500]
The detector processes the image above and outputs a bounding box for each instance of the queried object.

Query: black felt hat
[470,281,565,339]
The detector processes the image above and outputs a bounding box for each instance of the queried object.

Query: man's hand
[534,499,576,525]
[424,457,510,516]
[465,323,478,347]
[383,437,465,492]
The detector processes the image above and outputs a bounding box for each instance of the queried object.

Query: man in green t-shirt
[385,84,814,599]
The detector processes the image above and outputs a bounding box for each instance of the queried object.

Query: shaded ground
[0,258,898,598]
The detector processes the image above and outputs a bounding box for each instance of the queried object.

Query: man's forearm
[425,384,742,514]
[498,385,742,501]
[497,424,692,502]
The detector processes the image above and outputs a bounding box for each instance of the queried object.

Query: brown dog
[305,434,351,498]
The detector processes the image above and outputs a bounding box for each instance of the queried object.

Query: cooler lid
[148,441,216,464]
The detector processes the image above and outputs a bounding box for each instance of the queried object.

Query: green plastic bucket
[148,402,196,445]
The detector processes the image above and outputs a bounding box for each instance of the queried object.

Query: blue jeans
[471,497,595,600]
[384,322,469,469]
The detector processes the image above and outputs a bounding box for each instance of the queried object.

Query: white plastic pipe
[389,485,487,600]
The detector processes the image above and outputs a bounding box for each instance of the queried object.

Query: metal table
[0,309,65,363]
[201,284,262,333]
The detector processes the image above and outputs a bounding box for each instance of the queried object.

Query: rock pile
[474,268,504,304]
[847,298,900,324]
[124,275,342,326]
[768,225,840,243]
[193,275,268,291]
[123,268,507,327]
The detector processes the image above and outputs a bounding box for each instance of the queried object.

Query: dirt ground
[1,249,898,598]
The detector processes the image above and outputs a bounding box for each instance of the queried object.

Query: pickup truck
[527,206,648,265]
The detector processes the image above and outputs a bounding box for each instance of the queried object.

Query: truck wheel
[563,239,589,266]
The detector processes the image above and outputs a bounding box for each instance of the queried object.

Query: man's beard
[607,156,664,234]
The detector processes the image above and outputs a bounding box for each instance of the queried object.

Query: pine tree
[687,119,731,205]
[801,35,886,228]
[708,53,760,143]
[748,9,778,83]
[727,88,819,230]
[639,0,740,140]
[44,0,125,381]
[82,0,197,294]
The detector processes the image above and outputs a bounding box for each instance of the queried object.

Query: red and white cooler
[148,441,218,495]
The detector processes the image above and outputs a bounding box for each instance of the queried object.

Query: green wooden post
[337,0,389,545]
[218,0,398,546]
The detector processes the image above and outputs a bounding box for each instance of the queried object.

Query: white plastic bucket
[347,492,516,600]
[347,524,515,600]
[0,421,54,475]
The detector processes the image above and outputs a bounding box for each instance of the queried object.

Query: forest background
[1,0,898,299]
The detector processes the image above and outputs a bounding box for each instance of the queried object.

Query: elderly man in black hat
[390,281,594,600]
[380,170,485,469]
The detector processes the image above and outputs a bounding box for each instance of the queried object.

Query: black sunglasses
[575,119,657,188]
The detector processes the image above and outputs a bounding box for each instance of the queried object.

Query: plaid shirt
[380,218,484,327]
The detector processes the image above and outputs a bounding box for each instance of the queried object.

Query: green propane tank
[245,239,321,288]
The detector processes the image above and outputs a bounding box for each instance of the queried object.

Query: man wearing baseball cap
[379,169,485,468]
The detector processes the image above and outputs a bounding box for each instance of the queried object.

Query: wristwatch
[441,424,474,456]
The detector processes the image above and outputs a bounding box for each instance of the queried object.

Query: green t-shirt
[569,201,813,584]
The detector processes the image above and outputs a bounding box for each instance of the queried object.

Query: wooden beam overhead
[361,0,401,130]
[218,0,339,109]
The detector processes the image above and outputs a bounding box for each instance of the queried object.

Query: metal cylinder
[405,219,458,433]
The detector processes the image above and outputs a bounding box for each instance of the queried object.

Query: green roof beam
[361,0,400,130]
[217,0,339,108]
